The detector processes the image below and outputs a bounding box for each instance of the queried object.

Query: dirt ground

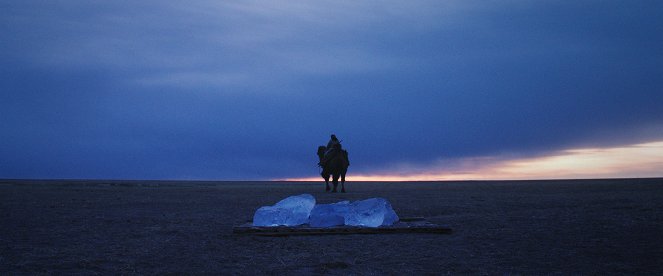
[1,178,662,274]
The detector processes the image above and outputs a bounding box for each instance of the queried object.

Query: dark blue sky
[1,1,662,180]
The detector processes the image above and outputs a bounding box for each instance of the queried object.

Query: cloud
[1,0,477,86]
[136,71,250,88]
[1,1,662,180]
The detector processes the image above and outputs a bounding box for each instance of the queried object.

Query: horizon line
[1,176,662,183]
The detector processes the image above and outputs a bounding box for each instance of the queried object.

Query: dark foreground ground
[1,179,662,274]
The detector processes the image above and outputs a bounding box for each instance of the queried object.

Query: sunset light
[286,141,663,181]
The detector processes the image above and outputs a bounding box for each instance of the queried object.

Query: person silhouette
[326,134,340,151]
[320,134,341,167]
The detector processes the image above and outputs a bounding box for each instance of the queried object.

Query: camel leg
[322,175,330,192]
[332,174,339,193]
[340,172,346,193]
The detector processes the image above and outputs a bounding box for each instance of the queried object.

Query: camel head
[317,146,326,161]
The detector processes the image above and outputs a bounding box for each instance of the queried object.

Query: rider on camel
[326,134,340,153]
[319,134,341,167]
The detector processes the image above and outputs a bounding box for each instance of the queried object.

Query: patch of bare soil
[1,179,662,274]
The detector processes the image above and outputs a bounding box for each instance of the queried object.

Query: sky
[1,1,662,181]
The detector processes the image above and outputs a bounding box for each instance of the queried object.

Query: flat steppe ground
[1,179,662,274]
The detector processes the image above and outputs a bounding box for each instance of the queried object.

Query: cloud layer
[1,1,662,180]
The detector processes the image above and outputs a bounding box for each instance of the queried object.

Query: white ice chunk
[345,198,399,227]
[252,206,288,227]
[309,201,350,227]
[273,194,316,226]
[253,194,316,226]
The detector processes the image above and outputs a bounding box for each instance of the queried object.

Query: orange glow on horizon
[283,140,663,181]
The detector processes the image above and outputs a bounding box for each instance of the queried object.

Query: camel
[317,145,349,193]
